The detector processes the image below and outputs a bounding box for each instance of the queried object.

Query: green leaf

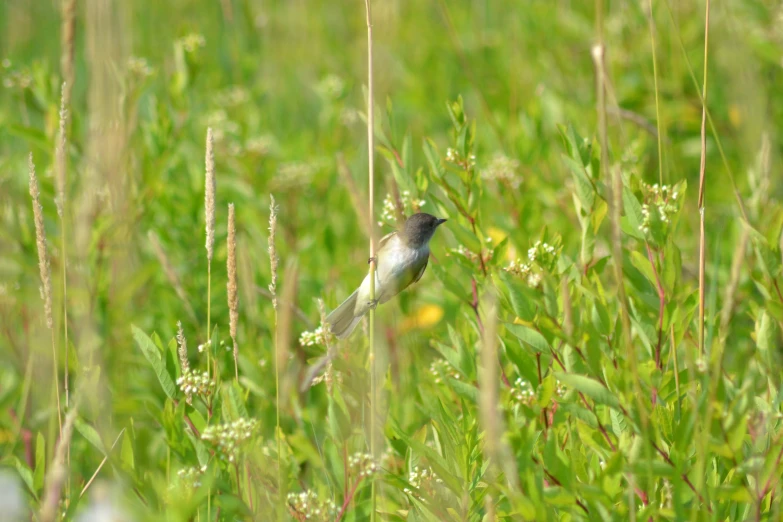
[755,310,778,366]
[229,381,249,418]
[14,458,37,499]
[121,429,135,471]
[423,138,445,179]
[75,418,107,455]
[446,378,478,403]
[623,186,645,237]
[186,430,209,468]
[328,388,352,441]
[132,325,178,400]
[562,154,595,209]
[497,272,536,321]
[581,217,596,267]
[505,323,550,353]
[449,221,482,253]
[430,263,469,303]
[33,432,45,493]
[630,251,657,290]
[751,233,782,280]
[663,242,682,294]
[554,372,620,410]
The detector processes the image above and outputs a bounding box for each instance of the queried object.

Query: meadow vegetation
[1,0,783,520]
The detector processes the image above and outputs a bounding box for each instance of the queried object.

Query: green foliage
[2,1,783,521]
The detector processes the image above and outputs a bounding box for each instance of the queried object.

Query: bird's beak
[436,218,448,226]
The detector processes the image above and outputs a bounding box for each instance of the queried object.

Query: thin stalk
[267,196,281,519]
[697,0,710,356]
[55,84,69,411]
[207,265,212,380]
[661,0,748,224]
[591,45,631,362]
[647,0,664,185]
[593,5,653,509]
[50,329,62,438]
[363,1,377,520]
[670,326,681,421]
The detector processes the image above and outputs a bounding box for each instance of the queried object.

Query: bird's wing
[378,231,397,250]
[412,256,429,283]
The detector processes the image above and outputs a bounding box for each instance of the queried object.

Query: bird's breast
[377,238,428,292]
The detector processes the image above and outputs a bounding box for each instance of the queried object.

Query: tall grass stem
[227,203,239,379]
[363,1,378,519]
[29,154,61,438]
[697,0,710,357]
[205,127,216,378]
[55,83,70,412]
[267,195,282,519]
[647,0,664,185]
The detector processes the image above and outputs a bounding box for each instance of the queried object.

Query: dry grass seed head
[29,153,53,329]
[55,82,68,215]
[205,128,216,263]
[227,203,238,340]
[268,195,279,310]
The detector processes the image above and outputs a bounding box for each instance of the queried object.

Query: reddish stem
[645,243,665,371]
[471,278,484,334]
[336,477,365,521]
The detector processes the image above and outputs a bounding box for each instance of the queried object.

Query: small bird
[326,212,448,339]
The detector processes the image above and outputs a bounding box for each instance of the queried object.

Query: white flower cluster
[1,60,32,90]
[348,452,381,479]
[512,378,534,403]
[179,33,206,53]
[445,148,476,169]
[215,85,250,107]
[299,326,332,347]
[527,240,558,265]
[639,183,679,236]
[177,368,214,399]
[340,107,360,126]
[310,366,342,388]
[245,134,278,156]
[403,466,443,496]
[286,490,338,521]
[127,56,153,77]
[176,465,207,489]
[449,243,494,267]
[274,161,318,190]
[429,359,460,384]
[203,110,240,142]
[505,239,559,287]
[201,418,259,462]
[504,259,531,278]
[481,153,522,189]
[378,190,426,227]
[316,74,345,100]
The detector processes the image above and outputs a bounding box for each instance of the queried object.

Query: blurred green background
[1,0,782,520]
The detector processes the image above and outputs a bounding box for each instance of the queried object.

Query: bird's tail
[326,289,364,339]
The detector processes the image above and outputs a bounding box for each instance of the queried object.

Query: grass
[1,0,783,520]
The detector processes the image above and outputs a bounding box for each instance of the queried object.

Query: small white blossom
[286,490,338,521]
[176,466,206,490]
[404,466,443,498]
[202,418,259,462]
[638,182,682,238]
[429,359,460,384]
[176,369,214,399]
[127,56,153,77]
[348,452,381,478]
[378,190,426,227]
[511,377,534,403]
[178,33,205,53]
[481,153,522,189]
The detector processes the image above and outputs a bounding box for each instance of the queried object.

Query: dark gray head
[401,212,447,248]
